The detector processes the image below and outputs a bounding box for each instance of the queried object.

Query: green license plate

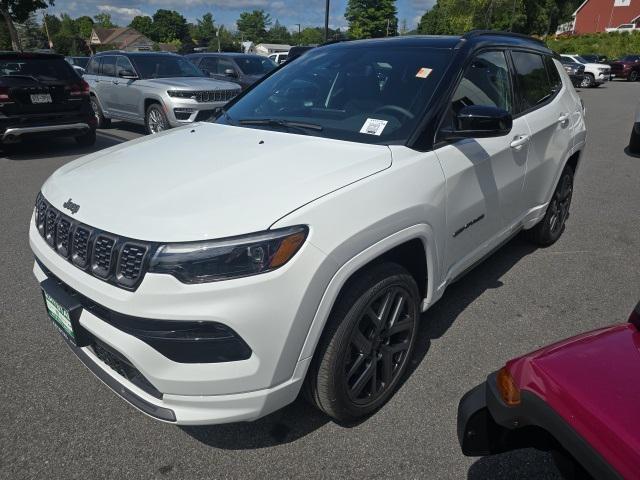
[44,291,75,341]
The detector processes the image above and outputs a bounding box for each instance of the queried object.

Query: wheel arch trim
[297,224,438,363]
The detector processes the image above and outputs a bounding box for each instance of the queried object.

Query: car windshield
[574,56,588,64]
[622,55,639,61]
[0,57,76,82]
[218,45,450,145]
[235,56,277,75]
[131,55,204,79]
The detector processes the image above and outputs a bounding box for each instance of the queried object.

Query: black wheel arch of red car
[457,372,623,480]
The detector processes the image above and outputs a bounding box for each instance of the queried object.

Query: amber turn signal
[497,367,521,406]
[270,231,307,268]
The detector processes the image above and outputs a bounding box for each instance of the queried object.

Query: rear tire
[75,129,96,146]
[90,96,111,129]
[525,165,574,247]
[304,262,420,423]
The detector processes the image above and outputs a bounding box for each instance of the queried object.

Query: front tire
[305,263,420,423]
[145,103,170,134]
[525,165,574,247]
[580,73,594,88]
[630,70,639,82]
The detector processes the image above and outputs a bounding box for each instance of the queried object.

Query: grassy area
[546,32,640,59]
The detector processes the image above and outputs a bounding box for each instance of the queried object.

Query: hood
[42,123,392,242]
[139,77,240,90]
[586,62,610,70]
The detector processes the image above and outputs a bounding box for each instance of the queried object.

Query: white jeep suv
[31,32,586,425]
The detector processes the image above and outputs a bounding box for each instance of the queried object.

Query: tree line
[417,0,583,36]
[0,0,401,55]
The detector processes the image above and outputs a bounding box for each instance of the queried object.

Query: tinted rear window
[512,51,553,112]
[101,56,116,77]
[0,57,76,82]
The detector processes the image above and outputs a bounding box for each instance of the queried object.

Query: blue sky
[47,0,436,32]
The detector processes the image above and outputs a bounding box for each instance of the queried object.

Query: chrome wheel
[344,286,415,406]
[580,74,593,88]
[147,107,167,134]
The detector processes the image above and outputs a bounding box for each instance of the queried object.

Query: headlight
[148,226,308,284]
[167,90,197,99]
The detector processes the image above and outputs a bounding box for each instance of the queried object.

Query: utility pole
[510,0,517,32]
[324,0,330,42]
[386,18,390,36]
[294,23,301,45]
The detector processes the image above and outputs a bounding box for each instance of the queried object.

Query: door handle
[510,135,530,150]
[558,114,570,127]
[113,81,119,85]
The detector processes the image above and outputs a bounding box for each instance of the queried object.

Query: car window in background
[72,57,89,69]
[219,46,450,145]
[86,57,99,74]
[199,57,219,73]
[0,57,77,81]
[574,56,588,64]
[216,58,236,74]
[622,55,640,62]
[235,56,277,75]
[512,51,553,112]
[116,56,135,76]
[101,56,116,77]
[131,55,204,79]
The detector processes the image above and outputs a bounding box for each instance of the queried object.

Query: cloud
[97,5,147,19]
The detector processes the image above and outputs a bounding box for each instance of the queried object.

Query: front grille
[35,193,153,290]
[194,89,238,103]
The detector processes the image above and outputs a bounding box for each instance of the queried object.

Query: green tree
[129,15,153,38]
[0,0,54,50]
[209,25,240,52]
[236,9,271,43]
[93,12,115,29]
[191,12,216,46]
[75,15,93,39]
[59,13,77,36]
[345,0,398,39]
[152,9,188,42]
[267,19,291,43]
[16,13,45,49]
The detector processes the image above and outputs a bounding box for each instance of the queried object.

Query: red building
[572,0,640,33]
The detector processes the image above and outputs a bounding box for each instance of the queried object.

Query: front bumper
[30,217,327,424]
[164,97,228,127]
[457,373,621,480]
[595,71,610,84]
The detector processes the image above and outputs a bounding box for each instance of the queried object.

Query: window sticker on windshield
[416,67,433,79]
[360,118,388,136]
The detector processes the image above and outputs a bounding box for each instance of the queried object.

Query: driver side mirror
[442,105,512,140]
[224,68,238,78]
[118,69,138,80]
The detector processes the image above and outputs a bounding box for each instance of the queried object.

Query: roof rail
[463,30,547,47]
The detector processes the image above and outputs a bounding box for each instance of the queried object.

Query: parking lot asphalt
[1,82,639,480]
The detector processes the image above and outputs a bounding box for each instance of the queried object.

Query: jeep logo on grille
[63,198,80,214]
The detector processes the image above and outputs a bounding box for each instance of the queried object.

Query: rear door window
[86,57,99,74]
[511,51,553,113]
[101,56,116,77]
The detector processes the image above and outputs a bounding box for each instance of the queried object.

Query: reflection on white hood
[42,123,392,242]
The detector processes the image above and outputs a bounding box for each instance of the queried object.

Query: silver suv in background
[85,52,241,134]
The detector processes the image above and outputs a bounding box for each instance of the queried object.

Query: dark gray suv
[185,53,277,90]
[85,51,241,134]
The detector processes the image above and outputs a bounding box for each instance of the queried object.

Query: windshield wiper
[238,118,323,133]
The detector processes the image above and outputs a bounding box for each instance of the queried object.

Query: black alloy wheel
[631,70,639,82]
[305,263,420,422]
[344,286,415,406]
[525,166,574,246]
